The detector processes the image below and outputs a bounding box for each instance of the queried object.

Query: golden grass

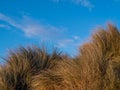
[0,24,120,90]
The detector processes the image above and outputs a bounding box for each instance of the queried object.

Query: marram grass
[0,24,120,90]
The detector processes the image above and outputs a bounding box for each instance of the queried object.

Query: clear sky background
[0,0,120,63]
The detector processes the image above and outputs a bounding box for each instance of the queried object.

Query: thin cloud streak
[0,13,64,40]
[56,35,81,49]
[52,0,94,10]
[0,24,10,29]
[0,13,82,55]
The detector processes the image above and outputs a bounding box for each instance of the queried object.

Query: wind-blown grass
[0,24,120,90]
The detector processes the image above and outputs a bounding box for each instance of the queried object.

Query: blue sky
[0,0,120,62]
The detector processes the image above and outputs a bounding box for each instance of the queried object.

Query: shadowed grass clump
[0,24,120,90]
[0,46,63,90]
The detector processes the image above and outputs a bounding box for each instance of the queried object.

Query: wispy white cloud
[0,13,65,40]
[52,0,94,10]
[0,14,18,28]
[73,35,80,40]
[55,36,81,56]
[0,13,82,56]
[57,35,81,48]
[57,39,74,47]
[0,24,10,29]
[52,0,60,3]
